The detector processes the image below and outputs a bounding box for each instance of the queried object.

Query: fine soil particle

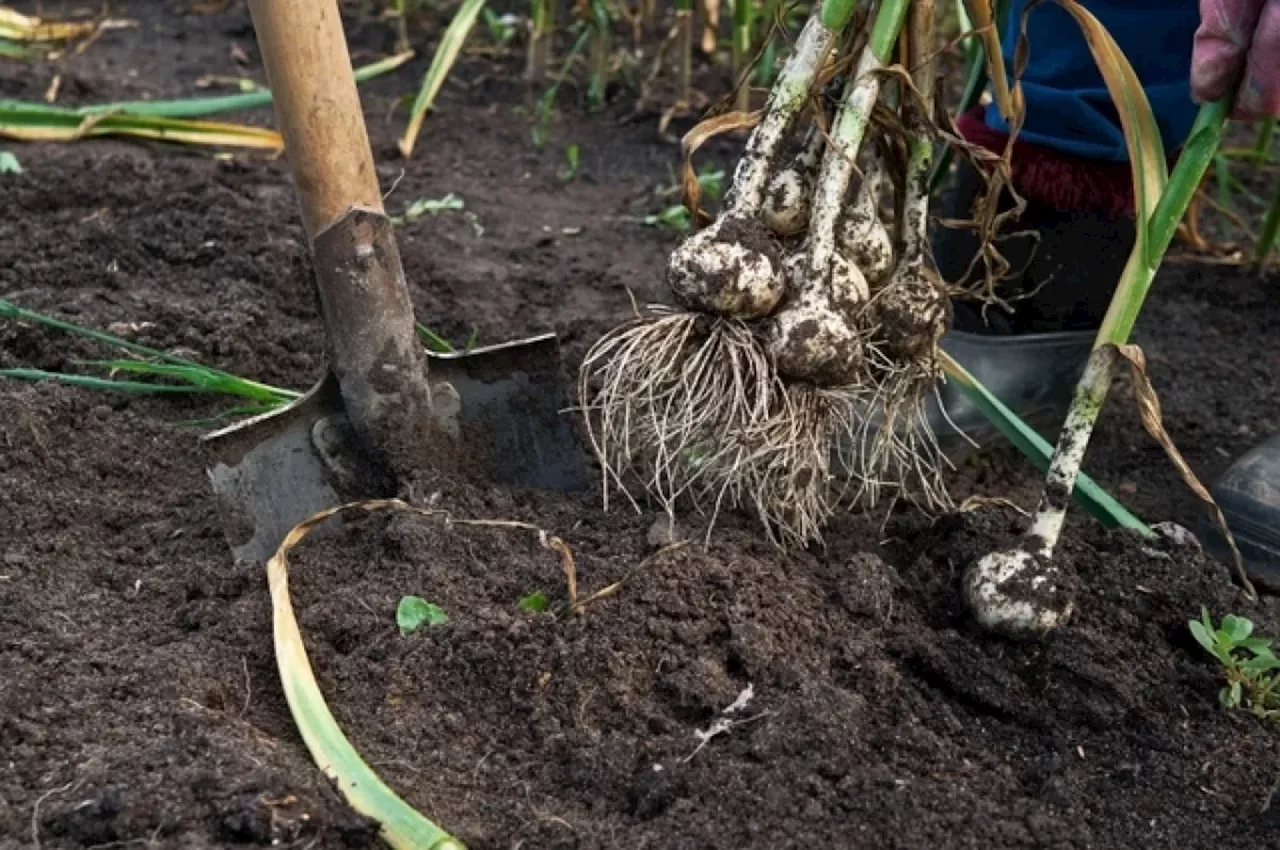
[3,2,1280,849]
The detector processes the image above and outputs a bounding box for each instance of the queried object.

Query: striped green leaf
[268,501,467,850]
[940,350,1153,536]
[398,0,488,157]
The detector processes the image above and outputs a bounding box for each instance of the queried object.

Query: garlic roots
[581,0,954,549]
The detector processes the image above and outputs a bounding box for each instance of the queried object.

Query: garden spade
[202,0,588,565]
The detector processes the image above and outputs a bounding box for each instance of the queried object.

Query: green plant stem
[938,352,1151,534]
[1109,99,1229,341]
[1027,100,1229,552]
[676,0,693,104]
[14,54,414,119]
[0,368,210,394]
[1214,151,1233,210]
[1257,176,1280,261]
[532,25,591,147]
[804,0,908,276]
[0,298,299,401]
[1254,116,1276,160]
[393,0,412,53]
[903,0,935,255]
[525,0,553,81]
[753,0,782,86]
[819,0,859,34]
[588,0,612,110]
[867,0,910,62]
[398,0,488,158]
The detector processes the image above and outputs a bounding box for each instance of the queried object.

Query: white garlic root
[579,0,955,549]
[761,125,824,237]
[577,309,779,517]
[740,383,866,548]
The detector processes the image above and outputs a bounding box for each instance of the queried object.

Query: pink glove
[1192,0,1280,118]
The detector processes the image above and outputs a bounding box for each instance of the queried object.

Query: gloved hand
[1192,0,1280,118]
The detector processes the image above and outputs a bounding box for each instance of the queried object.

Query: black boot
[1205,437,1280,592]
[926,127,1279,593]
[925,151,1133,452]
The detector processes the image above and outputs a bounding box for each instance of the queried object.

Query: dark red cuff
[955,106,1142,219]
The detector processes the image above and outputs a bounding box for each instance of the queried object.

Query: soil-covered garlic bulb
[873,258,951,361]
[762,166,814,237]
[761,129,824,237]
[765,252,867,386]
[667,217,785,319]
[963,547,1076,638]
[838,173,895,288]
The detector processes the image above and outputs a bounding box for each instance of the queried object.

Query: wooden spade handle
[247,0,384,237]
[246,0,445,485]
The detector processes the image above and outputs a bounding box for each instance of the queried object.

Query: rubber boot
[1204,436,1280,592]
[925,141,1134,452]
[928,113,1280,594]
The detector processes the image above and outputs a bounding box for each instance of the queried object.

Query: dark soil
[2,2,1279,848]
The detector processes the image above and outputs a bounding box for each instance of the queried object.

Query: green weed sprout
[1189,608,1280,721]
[517,590,550,612]
[397,596,450,635]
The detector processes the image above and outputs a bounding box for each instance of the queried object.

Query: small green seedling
[559,143,581,183]
[655,167,724,203]
[415,324,456,354]
[644,168,725,230]
[394,193,466,223]
[414,323,480,354]
[196,75,260,92]
[482,8,519,45]
[0,39,36,59]
[0,151,21,174]
[1189,607,1280,721]
[397,596,449,635]
[532,25,591,149]
[393,193,483,237]
[643,204,693,231]
[517,590,549,612]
